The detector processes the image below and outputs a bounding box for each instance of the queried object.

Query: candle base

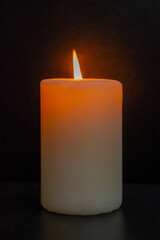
[41,198,122,216]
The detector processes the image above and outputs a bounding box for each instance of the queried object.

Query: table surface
[0,182,159,240]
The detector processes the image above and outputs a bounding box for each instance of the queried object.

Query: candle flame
[73,50,82,80]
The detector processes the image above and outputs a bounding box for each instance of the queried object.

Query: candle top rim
[41,79,122,86]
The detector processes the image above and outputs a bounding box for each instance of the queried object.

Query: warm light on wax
[73,50,82,80]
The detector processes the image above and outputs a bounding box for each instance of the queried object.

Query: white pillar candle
[41,51,123,215]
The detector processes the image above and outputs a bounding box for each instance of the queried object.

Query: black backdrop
[1,0,159,183]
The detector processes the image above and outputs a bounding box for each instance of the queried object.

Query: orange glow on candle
[73,50,82,80]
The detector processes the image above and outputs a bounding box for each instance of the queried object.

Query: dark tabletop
[0,182,159,240]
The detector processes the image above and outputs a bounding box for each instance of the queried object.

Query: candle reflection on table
[33,209,128,240]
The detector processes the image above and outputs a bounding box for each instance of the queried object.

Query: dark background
[1,0,159,183]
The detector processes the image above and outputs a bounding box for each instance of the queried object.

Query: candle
[41,50,123,215]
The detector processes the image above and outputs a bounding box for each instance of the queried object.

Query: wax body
[41,79,122,215]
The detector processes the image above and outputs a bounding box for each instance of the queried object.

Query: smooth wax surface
[41,79,123,215]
